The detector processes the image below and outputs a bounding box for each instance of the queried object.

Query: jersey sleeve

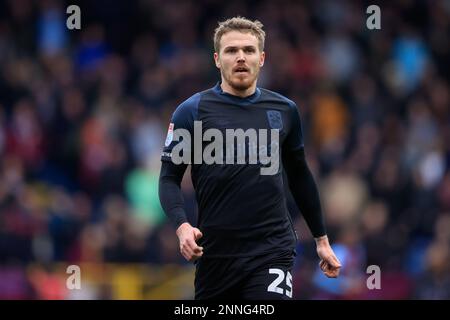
[282,102,326,238]
[283,101,305,153]
[161,93,200,162]
[159,93,200,230]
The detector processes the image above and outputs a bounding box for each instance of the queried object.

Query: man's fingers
[186,238,203,253]
[181,246,202,261]
[333,256,341,268]
[194,229,203,240]
[177,226,204,262]
[181,245,194,258]
[190,250,203,261]
[181,249,201,262]
[316,244,341,277]
[320,259,331,270]
[323,266,339,278]
[325,270,339,278]
[329,255,341,268]
[193,246,204,253]
[323,254,341,268]
[319,259,341,278]
[184,246,203,261]
[319,260,326,270]
[180,238,204,262]
[181,250,190,261]
[329,268,340,277]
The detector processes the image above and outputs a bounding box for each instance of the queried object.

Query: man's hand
[176,222,204,262]
[315,235,341,278]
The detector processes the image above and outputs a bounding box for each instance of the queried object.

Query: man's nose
[237,49,245,62]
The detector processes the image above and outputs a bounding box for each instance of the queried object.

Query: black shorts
[194,250,295,300]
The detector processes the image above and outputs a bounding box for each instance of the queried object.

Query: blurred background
[0,0,449,299]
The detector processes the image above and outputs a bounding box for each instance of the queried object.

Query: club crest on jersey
[165,123,174,147]
[267,110,283,130]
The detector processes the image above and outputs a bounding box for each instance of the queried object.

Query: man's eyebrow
[223,45,257,50]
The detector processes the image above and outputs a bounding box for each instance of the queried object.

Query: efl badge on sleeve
[165,123,174,147]
[266,110,283,130]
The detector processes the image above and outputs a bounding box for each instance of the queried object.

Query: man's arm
[282,103,341,278]
[158,93,203,262]
[159,161,203,262]
[283,147,326,238]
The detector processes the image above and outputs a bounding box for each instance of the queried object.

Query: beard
[223,67,260,92]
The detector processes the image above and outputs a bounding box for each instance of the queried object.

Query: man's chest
[197,102,288,136]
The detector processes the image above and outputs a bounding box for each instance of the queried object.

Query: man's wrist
[176,222,191,236]
[314,234,329,246]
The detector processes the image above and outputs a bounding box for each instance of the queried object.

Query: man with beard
[159,16,341,300]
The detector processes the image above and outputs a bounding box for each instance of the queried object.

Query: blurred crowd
[0,0,449,299]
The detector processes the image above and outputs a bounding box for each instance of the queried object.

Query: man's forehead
[220,31,259,48]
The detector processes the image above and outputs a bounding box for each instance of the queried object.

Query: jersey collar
[213,81,261,103]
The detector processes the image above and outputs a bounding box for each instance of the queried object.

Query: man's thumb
[193,228,203,240]
[329,255,341,268]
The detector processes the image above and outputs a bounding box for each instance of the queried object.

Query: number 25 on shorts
[267,268,293,298]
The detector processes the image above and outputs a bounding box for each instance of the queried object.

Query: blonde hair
[213,16,266,53]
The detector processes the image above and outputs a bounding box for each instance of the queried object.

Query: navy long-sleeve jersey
[159,82,325,258]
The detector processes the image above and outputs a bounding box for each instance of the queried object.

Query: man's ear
[214,52,221,69]
[260,51,265,67]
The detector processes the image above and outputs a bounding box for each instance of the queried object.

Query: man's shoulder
[172,92,203,121]
[176,92,202,110]
[258,88,297,108]
[174,86,217,114]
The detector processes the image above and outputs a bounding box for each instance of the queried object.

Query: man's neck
[220,80,257,98]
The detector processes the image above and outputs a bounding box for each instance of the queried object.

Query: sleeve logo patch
[165,123,174,147]
[267,110,283,130]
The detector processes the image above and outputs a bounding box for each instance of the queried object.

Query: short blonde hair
[213,16,266,53]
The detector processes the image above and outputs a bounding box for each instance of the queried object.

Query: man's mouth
[234,66,249,74]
